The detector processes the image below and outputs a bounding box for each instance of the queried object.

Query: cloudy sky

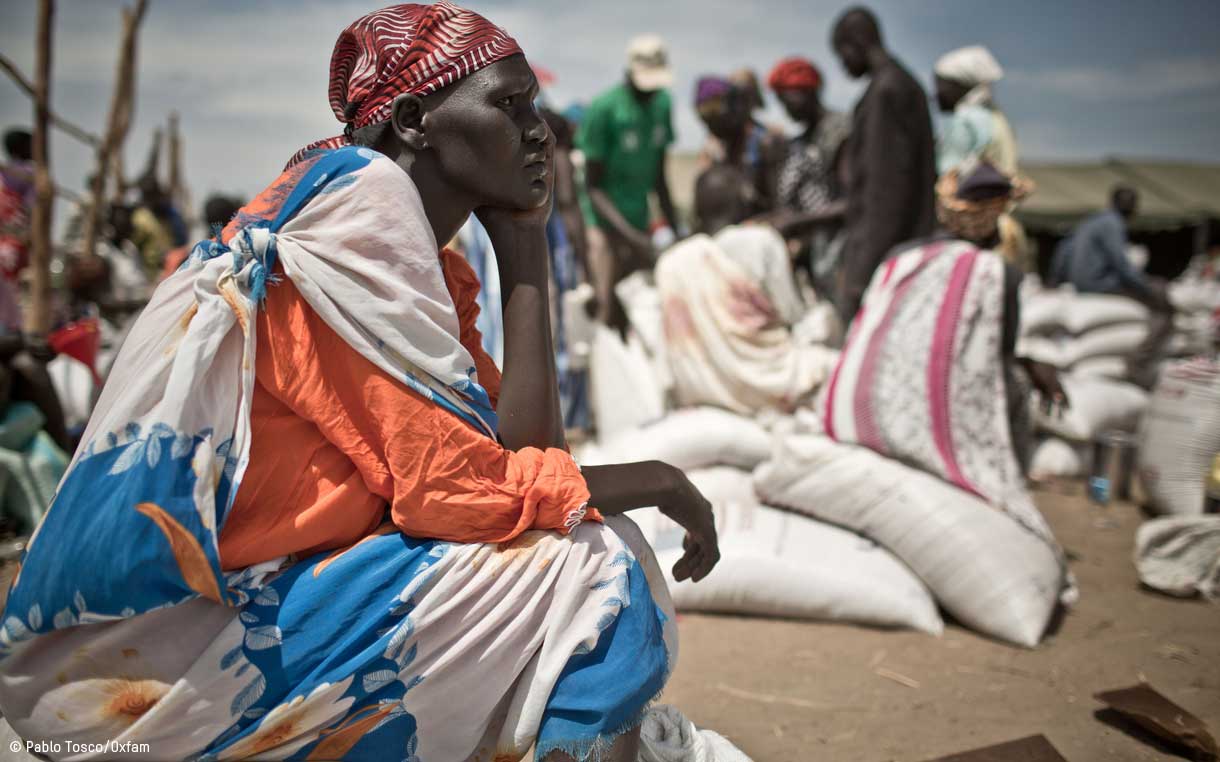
[2,0,1219,219]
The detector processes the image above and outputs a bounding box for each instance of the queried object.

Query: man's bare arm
[586,160,652,253]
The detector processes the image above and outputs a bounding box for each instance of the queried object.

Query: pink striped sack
[819,239,1055,546]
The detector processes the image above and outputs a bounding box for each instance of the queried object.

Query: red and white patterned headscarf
[288,1,522,167]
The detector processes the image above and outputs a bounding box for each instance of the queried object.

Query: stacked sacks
[1028,437,1089,483]
[1018,277,1219,377]
[1018,284,1154,480]
[589,324,667,440]
[633,467,943,634]
[1030,373,1149,442]
[581,240,940,633]
[1026,373,1148,482]
[1017,286,1149,374]
[588,270,673,443]
[1130,341,1219,601]
[616,271,668,371]
[582,371,1073,644]
[754,432,1066,648]
[592,227,843,438]
[588,269,681,442]
[591,406,772,471]
[1137,358,1220,516]
[770,242,1072,647]
[1166,274,1220,359]
[580,429,944,634]
[652,240,1071,646]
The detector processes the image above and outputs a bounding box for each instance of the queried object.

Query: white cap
[934,45,1004,87]
[626,34,673,92]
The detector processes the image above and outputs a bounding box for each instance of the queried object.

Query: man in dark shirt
[831,7,936,324]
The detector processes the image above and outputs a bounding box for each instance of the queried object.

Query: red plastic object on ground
[48,317,102,385]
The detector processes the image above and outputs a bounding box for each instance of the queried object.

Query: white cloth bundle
[639,705,753,762]
[1135,516,1220,600]
[655,231,836,415]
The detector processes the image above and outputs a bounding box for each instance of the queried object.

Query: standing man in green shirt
[578,34,681,332]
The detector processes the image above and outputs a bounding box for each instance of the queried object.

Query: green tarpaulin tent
[1017,159,1220,234]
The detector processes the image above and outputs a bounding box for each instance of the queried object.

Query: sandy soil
[661,484,1220,761]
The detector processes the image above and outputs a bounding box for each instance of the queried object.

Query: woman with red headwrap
[0,4,723,760]
[766,56,852,300]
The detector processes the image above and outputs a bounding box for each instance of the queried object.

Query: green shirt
[576,83,674,232]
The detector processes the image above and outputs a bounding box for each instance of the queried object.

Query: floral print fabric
[0,147,674,760]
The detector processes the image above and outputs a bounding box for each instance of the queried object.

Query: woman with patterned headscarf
[0,4,725,760]
[765,56,852,298]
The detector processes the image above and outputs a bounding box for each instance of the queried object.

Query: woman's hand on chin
[477,182,554,285]
[474,198,548,233]
[475,141,556,234]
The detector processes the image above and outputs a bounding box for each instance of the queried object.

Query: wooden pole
[27,0,55,335]
[0,52,98,148]
[138,126,162,187]
[79,0,148,260]
[110,144,127,203]
[167,111,182,206]
[167,110,193,232]
[53,183,85,205]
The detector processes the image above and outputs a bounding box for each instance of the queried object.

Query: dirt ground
[661,483,1220,761]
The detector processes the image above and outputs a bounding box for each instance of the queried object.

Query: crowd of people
[467,6,1076,435]
[0,125,250,542]
[0,2,1213,761]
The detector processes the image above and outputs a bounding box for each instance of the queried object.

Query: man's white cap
[626,34,673,92]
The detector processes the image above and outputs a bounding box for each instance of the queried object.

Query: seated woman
[656,165,839,416]
[820,161,1066,536]
[0,4,719,761]
[764,57,851,298]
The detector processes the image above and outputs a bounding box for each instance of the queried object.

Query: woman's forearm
[487,221,565,451]
[582,461,679,516]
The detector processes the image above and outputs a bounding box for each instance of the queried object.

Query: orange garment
[159,245,190,282]
[219,249,597,570]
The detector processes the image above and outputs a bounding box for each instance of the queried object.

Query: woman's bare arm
[477,154,718,581]
[583,460,719,582]
[479,216,565,451]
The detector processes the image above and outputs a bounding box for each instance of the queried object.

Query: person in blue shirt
[1052,186,1175,388]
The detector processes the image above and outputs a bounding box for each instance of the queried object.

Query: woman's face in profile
[420,55,552,212]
